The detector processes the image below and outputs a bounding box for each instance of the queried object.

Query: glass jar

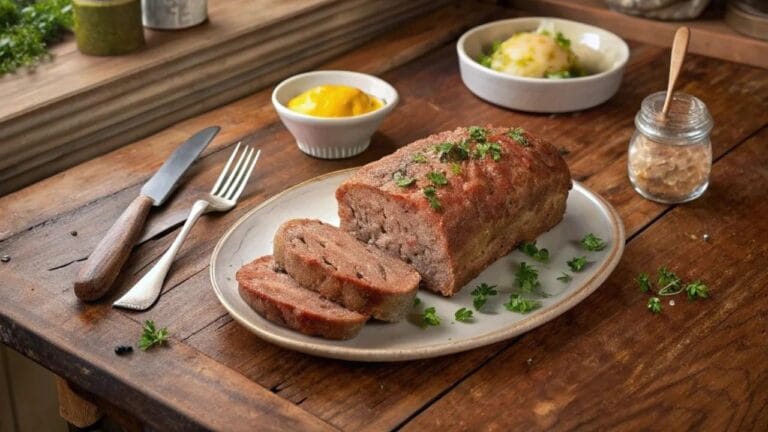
[73,0,145,56]
[628,91,713,204]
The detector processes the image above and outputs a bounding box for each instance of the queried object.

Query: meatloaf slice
[236,256,367,340]
[273,219,420,322]
[336,125,572,296]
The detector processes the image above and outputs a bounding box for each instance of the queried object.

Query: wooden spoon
[661,27,691,117]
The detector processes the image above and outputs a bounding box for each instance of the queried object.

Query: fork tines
[211,142,261,201]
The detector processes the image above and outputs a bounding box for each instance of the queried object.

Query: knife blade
[74,126,220,301]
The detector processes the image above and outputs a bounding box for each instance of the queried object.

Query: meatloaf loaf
[236,256,367,340]
[336,125,571,296]
[273,219,420,322]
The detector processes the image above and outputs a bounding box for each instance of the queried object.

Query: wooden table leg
[55,377,102,429]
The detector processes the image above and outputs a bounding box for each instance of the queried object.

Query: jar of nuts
[628,91,713,204]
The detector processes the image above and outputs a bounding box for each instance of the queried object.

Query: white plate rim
[210,168,625,362]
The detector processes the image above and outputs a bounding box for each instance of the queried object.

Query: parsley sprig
[580,233,606,251]
[471,283,498,311]
[393,170,414,187]
[647,297,662,314]
[422,186,441,210]
[138,320,169,351]
[422,307,440,326]
[519,241,549,263]
[506,127,530,147]
[412,152,427,163]
[455,307,473,322]
[504,294,540,314]
[515,262,540,293]
[637,266,710,314]
[567,256,587,272]
[426,171,448,187]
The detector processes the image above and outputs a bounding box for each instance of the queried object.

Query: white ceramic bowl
[457,17,630,113]
[272,70,398,159]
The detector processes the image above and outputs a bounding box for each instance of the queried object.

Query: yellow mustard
[287,85,383,118]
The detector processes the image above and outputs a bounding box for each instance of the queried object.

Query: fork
[113,143,260,311]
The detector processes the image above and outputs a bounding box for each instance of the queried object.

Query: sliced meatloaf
[236,256,367,340]
[273,219,420,322]
[336,125,572,296]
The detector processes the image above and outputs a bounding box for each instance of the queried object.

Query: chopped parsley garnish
[422,186,441,210]
[412,152,427,163]
[515,262,540,293]
[471,283,498,311]
[685,281,709,300]
[468,126,488,142]
[426,171,448,187]
[393,171,415,187]
[647,297,662,314]
[434,141,470,162]
[580,233,607,251]
[555,31,571,49]
[474,142,502,161]
[506,127,530,147]
[413,297,421,307]
[477,40,501,68]
[557,272,572,283]
[518,241,549,263]
[450,162,462,175]
[637,272,651,293]
[455,307,473,322]
[422,307,440,326]
[567,256,587,272]
[138,320,169,351]
[657,266,682,296]
[504,294,540,314]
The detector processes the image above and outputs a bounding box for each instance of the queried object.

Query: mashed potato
[479,22,583,79]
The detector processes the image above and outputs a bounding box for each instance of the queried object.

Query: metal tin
[142,0,207,30]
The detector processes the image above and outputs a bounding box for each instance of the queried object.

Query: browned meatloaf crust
[236,256,368,340]
[273,219,420,322]
[336,125,572,296]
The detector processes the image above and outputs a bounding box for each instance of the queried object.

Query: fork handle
[74,195,154,301]
[112,199,210,310]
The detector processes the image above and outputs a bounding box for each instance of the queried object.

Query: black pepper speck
[115,345,133,355]
[70,231,78,237]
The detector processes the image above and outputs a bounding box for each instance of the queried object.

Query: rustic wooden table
[1,6,767,431]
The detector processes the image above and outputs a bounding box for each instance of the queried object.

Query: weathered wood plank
[402,127,768,432]
[0,272,336,432]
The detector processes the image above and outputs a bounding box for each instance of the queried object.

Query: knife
[74,126,220,301]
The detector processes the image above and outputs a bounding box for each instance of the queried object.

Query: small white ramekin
[272,70,399,159]
[457,17,629,113]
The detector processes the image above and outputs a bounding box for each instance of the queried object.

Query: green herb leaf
[468,126,488,143]
[474,142,502,161]
[567,256,587,272]
[506,127,530,147]
[138,320,169,351]
[471,283,498,311]
[434,141,469,162]
[580,233,607,251]
[504,294,541,314]
[412,152,427,163]
[518,241,549,263]
[685,280,709,300]
[455,307,474,322]
[450,162,462,175]
[648,297,662,314]
[477,41,501,68]
[422,186,441,210]
[637,272,651,293]
[413,297,421,307]
[392,171,415,187]
[557,272,572,283]
[555,31,571,49]
[515,262,540,293]
[657,266,683,296]
[422,307,440,326]
[426,171,448,187]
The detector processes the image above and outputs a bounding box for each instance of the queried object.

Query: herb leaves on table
[138,320,169,351]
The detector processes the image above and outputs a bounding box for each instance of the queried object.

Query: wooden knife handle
[74,195,154,301]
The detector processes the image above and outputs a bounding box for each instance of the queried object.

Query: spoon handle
[662,27,691,117]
